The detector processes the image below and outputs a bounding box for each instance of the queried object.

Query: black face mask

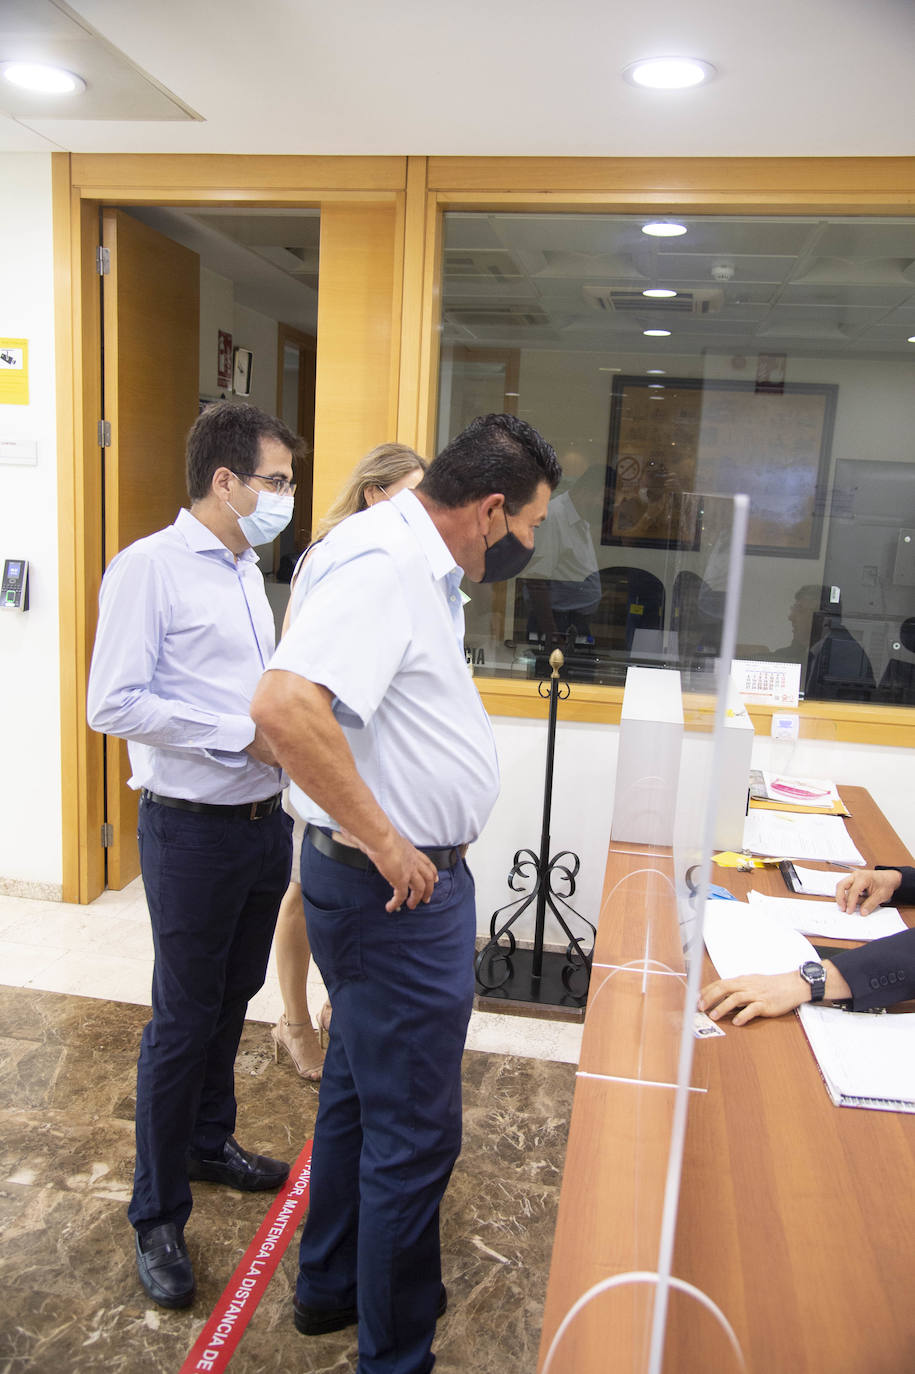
[480,508,534,583]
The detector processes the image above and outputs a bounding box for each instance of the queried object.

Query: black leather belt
[140,789,284,821]
[305,823,467,873]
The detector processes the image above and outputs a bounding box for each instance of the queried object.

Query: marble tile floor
[0,881,585,1065]
[0,985,575,1374]
[0,883,581,1372]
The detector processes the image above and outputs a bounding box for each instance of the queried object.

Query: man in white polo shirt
[252,413,560,1374]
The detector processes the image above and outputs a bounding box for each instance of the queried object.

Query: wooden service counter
[537,787,915,1374]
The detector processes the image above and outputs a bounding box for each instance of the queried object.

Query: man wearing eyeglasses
[88,400,301,1310]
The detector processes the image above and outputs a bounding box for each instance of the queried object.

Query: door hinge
[98,420,111,448]
[101,822,114,848]
[97,245,110,275]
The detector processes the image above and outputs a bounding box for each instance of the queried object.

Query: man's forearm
[252,669,394,853]
[823,960,852,1003]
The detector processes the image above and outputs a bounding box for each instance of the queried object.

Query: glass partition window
[541,493,748,1374]
[437,212,915,703]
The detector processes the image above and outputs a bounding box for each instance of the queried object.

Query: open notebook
[798,1004,915,1113]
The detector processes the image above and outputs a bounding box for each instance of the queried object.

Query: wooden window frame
[409,156,915,745]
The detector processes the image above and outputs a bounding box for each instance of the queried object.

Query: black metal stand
[475,649,594,1018]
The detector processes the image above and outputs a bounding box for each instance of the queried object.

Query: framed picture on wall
[603,375,837,557]
[217,330,233,390]
[233,347,253,397]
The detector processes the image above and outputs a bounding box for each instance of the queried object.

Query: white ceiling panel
[0,0,198,121]
[0,0,912,155]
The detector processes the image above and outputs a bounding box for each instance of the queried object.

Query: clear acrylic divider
[540,493,749,1374]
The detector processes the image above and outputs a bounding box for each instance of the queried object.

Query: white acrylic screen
[541,492,749,1374]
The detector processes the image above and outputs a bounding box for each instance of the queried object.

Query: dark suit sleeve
[878,864,915,905]
[830,926,915,1011]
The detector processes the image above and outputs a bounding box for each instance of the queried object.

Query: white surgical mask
[228,483,294,545]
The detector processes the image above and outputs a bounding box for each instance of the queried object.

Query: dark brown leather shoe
[187,1135,289,1192]
[135,1223,195,1309]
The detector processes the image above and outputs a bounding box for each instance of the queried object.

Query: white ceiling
[1,0,914,156]
[6,1,913,356]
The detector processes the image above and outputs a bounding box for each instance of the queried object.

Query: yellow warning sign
[0,338,29,405]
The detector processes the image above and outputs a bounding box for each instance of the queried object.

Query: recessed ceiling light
[646,369,667,375]
[624,57,716,90]
[644,329,671,337]
[642,288,677,299]
[909,336,915,343]
[648,383,665,389]
[1,61,86,94]
[642,222,688,238]
[598,366,622,372]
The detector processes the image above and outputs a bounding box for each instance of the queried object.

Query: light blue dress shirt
[87,507,283,804]
[270,489,500,846]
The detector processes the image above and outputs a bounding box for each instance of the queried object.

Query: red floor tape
[178,1139,313,1374]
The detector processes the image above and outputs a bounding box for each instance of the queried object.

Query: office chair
[877,617,915,704]
[594,566,665,652]
[670,569,720,660]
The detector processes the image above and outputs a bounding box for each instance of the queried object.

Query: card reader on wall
[1,559,29,610]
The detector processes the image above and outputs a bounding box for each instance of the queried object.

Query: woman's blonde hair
[311,443,427,542]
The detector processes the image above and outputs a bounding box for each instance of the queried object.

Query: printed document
[742,811,865,866]
[746,891,906,942]
[702,900,815,979]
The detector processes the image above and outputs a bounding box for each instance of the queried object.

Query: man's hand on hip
[366,832,439,912]
[245,726,279,766]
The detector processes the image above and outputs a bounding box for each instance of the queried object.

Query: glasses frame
[232,470,297,498]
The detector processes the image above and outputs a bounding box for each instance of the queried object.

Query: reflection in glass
[438,210,915,705]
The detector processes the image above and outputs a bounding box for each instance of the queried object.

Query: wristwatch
[799,959,827,1003]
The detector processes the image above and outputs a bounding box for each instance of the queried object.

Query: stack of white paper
[742,811,865,866]
[702,900,815,979]
[746,891,906,942]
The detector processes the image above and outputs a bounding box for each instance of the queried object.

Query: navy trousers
[128,796,292,1234]
[296,840,477,1374]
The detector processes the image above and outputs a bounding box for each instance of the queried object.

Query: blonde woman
[271,443,427,1079]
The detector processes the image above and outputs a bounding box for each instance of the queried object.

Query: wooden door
[101,208,200,888]
[276,322,317,556]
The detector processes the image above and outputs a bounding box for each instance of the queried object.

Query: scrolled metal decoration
[475,649,594,1012]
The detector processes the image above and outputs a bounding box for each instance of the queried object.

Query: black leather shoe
[293,1284,447,1335]
[187,1135,289,1192]
[293,1296,358,1335]
[135,1223,195,1309]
